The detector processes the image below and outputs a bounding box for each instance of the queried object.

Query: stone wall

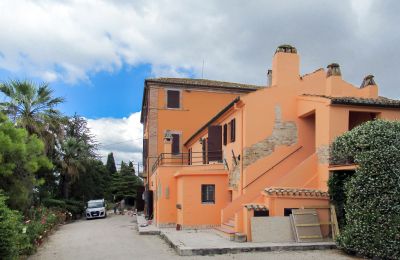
[316,145,330,164]
[243,106,297,168]
[148,87,159,173]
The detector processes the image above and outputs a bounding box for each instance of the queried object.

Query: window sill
[201,202,215,205]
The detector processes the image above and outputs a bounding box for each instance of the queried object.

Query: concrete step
[213,226,235,241]
[222,220,234,229]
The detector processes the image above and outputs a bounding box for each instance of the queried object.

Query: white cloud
[87,112,143,170]
[0,0,399,98]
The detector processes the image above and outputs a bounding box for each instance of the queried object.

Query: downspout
[240,103,244,195]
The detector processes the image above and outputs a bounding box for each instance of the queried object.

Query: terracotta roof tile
[145,78,263,90]
[264,187,329,197]
[302,94,400,108]
[244,204,269,211]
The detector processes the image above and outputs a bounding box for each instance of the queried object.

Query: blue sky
[1,0,400,165]
[53,64,148,119]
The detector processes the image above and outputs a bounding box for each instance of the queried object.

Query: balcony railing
[151,151,223,173]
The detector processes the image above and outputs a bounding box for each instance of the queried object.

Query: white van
[85,199,107,219]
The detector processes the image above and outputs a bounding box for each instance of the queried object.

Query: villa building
[140,45,400,242]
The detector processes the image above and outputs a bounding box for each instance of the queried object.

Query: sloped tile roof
[145,78,263,90]
[302,94,400,108]
[264,187,329,197]
[244,204,269,211]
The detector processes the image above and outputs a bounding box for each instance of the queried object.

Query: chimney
[325,63,342,96]
[326,63,341,77]
[360,75,376,88]
[267,69,272,86]
[271,44,300,86]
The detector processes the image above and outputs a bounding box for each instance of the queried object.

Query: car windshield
[87,201,104,208]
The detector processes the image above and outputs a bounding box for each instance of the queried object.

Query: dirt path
[30,213,356,260]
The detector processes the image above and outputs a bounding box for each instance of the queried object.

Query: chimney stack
[271,44,300,87]
[360,75,376,88]
[326,63,341,77]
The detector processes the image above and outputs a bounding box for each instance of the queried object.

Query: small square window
[167,90,180,108]
[201,184,215,204]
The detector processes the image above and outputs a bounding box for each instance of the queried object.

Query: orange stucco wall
[176,170,229,227]
[144,46,400,240]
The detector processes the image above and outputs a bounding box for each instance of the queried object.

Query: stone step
[222,220,234,229]
[213,226,235,241]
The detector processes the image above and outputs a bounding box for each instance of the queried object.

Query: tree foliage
[0,114,51,210]
[111,161,142,203]
[106,152,117,174]
[330,120,400,259]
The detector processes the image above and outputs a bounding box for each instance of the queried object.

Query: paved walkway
[30,213,357,260]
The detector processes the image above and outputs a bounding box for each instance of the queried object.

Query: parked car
[85,199,107,220]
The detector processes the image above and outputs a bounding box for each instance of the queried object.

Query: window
[171,134,180,154]
[188,148,192,165]
[207,125,222,162]
[254,210,269,217]
[230,118,236,142]
[167,90,180,108]
[284,208,298,216]
[223,124,227,145]
[201,184,215,204]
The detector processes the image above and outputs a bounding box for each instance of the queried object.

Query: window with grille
[201,184,215,204]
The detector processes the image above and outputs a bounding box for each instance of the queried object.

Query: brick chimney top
[360,75,376,88]
[275,44,297,54]
[326,63,341,77]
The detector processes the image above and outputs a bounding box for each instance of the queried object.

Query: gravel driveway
[29,213,357,260]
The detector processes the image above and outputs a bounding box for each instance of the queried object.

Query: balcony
[152,151,223,173]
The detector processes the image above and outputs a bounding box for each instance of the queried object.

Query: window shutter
[167,90,180,108]
[230,119,236,142]
[202,139,207,164]
[172,134,180,154]
[207,125,222,161]
[223,124,227,145]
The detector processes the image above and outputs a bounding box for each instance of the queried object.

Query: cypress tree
[106,152,117,174]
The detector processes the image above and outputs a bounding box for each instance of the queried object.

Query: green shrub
[0,192,28,259]
[64,199,84,218]
[330,120,400,259]
[328,171,354,229]
[42,198,66,209]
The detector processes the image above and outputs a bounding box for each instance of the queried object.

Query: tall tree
[0,114,51,210]
[106,152,117,174]
[0,80,65,153]
[59,116,96,199]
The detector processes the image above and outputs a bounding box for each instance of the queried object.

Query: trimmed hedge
[330,120,400,259]
[42,198,66,209]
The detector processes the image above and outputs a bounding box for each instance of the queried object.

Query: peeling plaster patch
[229,164,240,189]
[317,145,330,164]
[243,106,297,168]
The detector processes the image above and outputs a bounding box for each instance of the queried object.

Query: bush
[328,171,354,229]
[64,199,84,218]
[330,120,400,259]
[42,198,66,209]
[0,192,27,260]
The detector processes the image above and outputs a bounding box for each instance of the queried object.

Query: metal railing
[242,146,303,190]
[151,151,223,172]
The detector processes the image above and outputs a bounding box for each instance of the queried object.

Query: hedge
[0,193,26,259]
[41,198,66,209]
[330,120,400,259]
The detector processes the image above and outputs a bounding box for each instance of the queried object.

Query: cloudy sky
[1,0,399,167]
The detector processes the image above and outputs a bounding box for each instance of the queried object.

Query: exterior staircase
[214,217,235,241]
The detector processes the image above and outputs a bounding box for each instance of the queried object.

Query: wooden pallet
[290,209,323,242]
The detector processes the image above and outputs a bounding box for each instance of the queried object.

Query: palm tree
[0,80,66,152]
[59,137,90,199]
